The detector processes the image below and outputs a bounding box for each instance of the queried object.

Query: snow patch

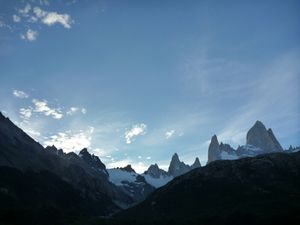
[108,169,138,185]
[143,174,173,188]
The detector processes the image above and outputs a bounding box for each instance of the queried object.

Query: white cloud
[81,108,87,114]
[66,107,79,115]
[43,128,93,153]
[19,108,32,120]
[33,7,73,29]
[125,123,147,144]
[19,4,31,16]
[67,107,87,115]
[165,130,175,139]
[33,7,47,18]
[13,15,21,22]
[90,148,107,157]
[32,99,63,119]
[21,29,38,41]
[13,90,29,98]
[42,12,72,28]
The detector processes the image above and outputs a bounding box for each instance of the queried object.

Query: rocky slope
[0,112,133,221]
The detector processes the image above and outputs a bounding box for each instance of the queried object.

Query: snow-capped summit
[107,167,155,204]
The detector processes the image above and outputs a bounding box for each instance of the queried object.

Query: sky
[0,0,299,173]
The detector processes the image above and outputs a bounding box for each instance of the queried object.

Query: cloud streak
[125,123,147,144]
[66,107,87,115]
[32,99,63,119]
[19,108,32,120]
[13,90,29,98]
[165,130,175,139]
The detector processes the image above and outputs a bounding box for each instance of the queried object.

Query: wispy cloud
[19,108,32,120]
[18,4,31,16]
[216,51,300,148]
[21,29,38,41]
[165,130,175,139]
[81,108,87,114]
[13,90,29,98]
[43,127,94,152]
[33,7,73,29]
[12,15,21,23]
[4,2,74,41]
[32,99,63,119]
[66,107,87,115]
[125,123,147,144]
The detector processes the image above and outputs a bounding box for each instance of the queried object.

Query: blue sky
[0,0,299,172]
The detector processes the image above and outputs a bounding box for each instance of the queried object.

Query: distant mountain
[142,153,201,187]
[207,121,284,163]
[143,163,173,188]
[247,121,283,152]
[117,151,300,225]
[108,154,202,194]
[168,153,191,177]
[190,157,201,169]
[2,111,298,225]
[0,112,201,212]
[107,165,155,206]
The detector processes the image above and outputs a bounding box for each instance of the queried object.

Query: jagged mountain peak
[168,153,190,177]
[45,145,64,156]
[207,134,221,164]
[120,164,136,173]
[79,148,89,155]
[254,120,266,128]
[207,120,284,164]
[144,163,168,178]
[247,120,282,153]
[191,157,201,169]
[211,134,219,145]
[171,153,180,162]
[78,148,107,175]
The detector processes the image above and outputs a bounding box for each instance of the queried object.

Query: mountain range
[207,120,284,163]
[0,111,299,225]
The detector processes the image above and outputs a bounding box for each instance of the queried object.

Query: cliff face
[207,135,221,164]
[247,121,283,153]
[207,121,284,164]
